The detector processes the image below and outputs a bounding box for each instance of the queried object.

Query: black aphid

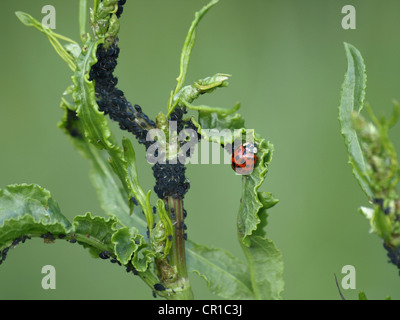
[40,232,55,241]
[99,250,112,260]
[2,247,9,258]
[21,235,31,243]
[373,198,384,206]
[131,266,138,275]
[1,247,9,263]
[126,264,133,273]
[154,283,166,291]
[130,196,139,206]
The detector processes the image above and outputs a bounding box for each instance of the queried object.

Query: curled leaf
[339,43,373,199]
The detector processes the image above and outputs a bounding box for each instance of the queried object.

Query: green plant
[0,0,283,300]
[339,43,400,275]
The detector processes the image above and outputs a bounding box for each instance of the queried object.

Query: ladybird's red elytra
[231,142,257,175]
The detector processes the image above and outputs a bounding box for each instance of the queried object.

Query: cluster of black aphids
[88,1,158,146]
[41,232,77,243]
[167,204,188,240]
[116,0,127,18]
[98,249,167,298]
[88,0,196,200]
[88,1,155,147]
[0,247,9,265]
[383,242,400,274]
[0,232,85,266]
[89,41,156,148]
[98,250,139,276]
[151,107,201,199]
[152,162,190,199]
[0,235,31,265]
[169,106,187,134]
[64,109,82,139]
[40,232,56,242]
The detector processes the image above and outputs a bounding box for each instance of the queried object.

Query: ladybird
[231,142,257,175]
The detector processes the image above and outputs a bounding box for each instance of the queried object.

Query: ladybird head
[242,142,257,154]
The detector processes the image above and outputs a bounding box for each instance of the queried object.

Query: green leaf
[190,104,245,146]
[168,0,220,114]
[58,104,155,272]
[64,43,82,60]
[72,212,117,257]
[0,184,72,249]
[197,104,245,133]
[236,151,283,300]
[358,291,368,300]
[15,11,77,71]
[58,103,154,270]
[131,245,155,273]
[122,137,153,231]
[0,184,151,269]
[0,185,117,262]
[169,73,231,116]
[112,227,141,265]
[72,38,113,148]
[240,236,284,300]
[339,43,373,199]
[184,100,238,116]
[186,240,254,299]
[15,11,35,26]
[252,192,279,238]
[58,101,140,230]
[151,199,173,258]
[237,137,274,245]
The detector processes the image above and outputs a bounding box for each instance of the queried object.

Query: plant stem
[166,196,193,299]
[79,0,88,42]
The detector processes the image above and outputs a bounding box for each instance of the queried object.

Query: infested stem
[165,196,193,299]
[168,197,187,278]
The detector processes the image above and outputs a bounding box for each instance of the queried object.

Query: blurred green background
[1,0,400,300]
